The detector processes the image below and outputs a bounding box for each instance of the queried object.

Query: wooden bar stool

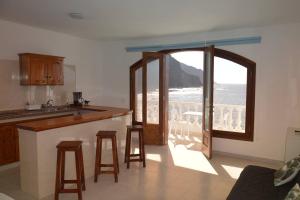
[94,131,119,183]
[55,141,85,200]
[124,125,146,169]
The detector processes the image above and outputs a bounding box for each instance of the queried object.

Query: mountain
[167,56,203,88]
[137,56,203,91]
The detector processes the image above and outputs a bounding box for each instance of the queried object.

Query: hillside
[138,56,203,91]
[168,56,203,88]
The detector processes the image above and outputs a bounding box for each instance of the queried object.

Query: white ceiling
[0,0,300,40]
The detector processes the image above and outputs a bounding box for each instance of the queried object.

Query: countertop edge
[16,106,131,132]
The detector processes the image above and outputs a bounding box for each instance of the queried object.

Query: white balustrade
[135,98,246,136]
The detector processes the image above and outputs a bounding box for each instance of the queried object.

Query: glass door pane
[135,67,143,122]
[167,51,204,147]
[202,46,214,159]
[213,57,247,133]
[203,50,212,131]
[146,59,160,124]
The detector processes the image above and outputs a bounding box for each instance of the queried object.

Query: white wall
[99,23,300,161]
[97,41,140,106]
[0,19,104,103]
[1,18,300,161]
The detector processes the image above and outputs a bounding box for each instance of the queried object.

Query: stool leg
[126,130,132,169]
[124,128,129,163]
[99,138,102,175]
[55,150,62,200]
[60,152,65,190]
[75,151,83,200]
[94,137,101,182]
[138,130,143,162]
[79,146,86,191]
[112,137,118,182]
[141,130,146,168]
[115,136,120,173]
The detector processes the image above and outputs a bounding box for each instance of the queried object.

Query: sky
[170,51,247,84]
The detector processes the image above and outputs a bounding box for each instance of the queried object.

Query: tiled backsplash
[0,60,76,111]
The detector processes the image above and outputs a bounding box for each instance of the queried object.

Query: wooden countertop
[16,105,131,132]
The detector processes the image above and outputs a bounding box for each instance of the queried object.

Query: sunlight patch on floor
[146,153,162,162]
[168,134,200,142]
[192,136,202,142]
[168,141,218,175]
[133,148,162,162]
[221,164,244,179]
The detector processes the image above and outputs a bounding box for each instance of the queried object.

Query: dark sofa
[227,165,300,200]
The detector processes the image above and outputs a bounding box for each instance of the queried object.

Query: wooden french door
[130,52,168,145]
[142,52,168,145]
[202,46,215,159]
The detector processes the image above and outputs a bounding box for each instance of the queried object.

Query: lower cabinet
[0,125,19,165]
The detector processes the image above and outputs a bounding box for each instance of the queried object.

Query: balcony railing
[136,100,246,135]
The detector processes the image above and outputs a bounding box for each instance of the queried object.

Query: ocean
[167,84,246,105]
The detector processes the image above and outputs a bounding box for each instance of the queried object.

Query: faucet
[46,99,54,107]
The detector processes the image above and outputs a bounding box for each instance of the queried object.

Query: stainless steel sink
[0,106,75,120]
[0,106,105,120]
[72,108,106,116]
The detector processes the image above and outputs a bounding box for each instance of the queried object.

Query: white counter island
[17,106,130,199]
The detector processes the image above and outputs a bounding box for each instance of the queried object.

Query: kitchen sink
[75,109,103,115]
[0,106,105,120]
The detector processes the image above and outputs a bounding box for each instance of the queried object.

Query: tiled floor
[0,140,282,200]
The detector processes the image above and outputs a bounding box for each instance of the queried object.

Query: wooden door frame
[129,61,141,124]
[130,48,256,141]
[130,53,168,145]
[130,48,256,147]
[201,46,215,159]
[142,52,168,145]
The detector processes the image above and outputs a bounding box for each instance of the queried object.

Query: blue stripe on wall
[126,36,261,52]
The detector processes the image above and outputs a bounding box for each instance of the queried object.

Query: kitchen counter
[16,105,130,131]
[0,107,83,166]
[0,106,78,121]
[17,105,131,199]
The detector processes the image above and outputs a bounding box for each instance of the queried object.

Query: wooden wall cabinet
[19,53,64,85]
[0,125,19,165]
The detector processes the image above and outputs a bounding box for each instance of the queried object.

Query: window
[130,48,256,142]
[213,57,247,132]
[213,49,255,141]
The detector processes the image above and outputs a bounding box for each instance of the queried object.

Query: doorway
[130,46,255,159]
[130,52,168,145]
[130,47,214,158]
[167,51,204,152]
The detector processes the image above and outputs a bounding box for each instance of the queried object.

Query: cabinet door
[47,59,64,85]
[30,57,48,85]
[19,55,31,85]
[0,125,18,165]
